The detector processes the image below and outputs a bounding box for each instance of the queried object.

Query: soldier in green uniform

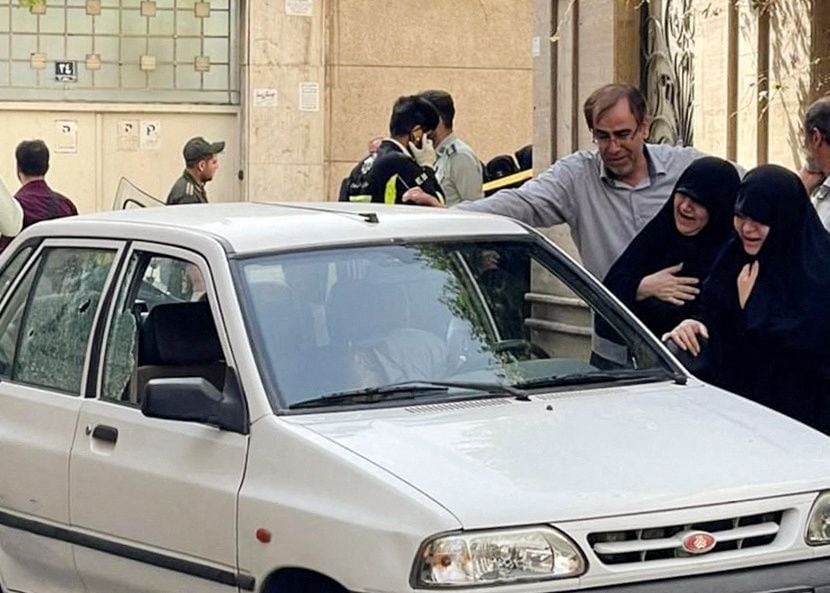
[420,90,483,206]
[166,137,225,205]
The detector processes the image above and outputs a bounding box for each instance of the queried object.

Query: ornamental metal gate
[640,0,695,146]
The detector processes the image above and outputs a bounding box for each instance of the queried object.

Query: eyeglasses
[592,128,639,146]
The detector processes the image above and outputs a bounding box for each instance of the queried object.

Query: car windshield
[235,239,677,411]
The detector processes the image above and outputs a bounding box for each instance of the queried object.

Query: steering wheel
[491,339,550,360]
[451,339,550,375]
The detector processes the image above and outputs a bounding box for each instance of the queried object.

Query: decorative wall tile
[140,1,156,17]
[0,0,236,102]
[30,52,47,69]
[194,55,210,72]
[194,2,210,18]
[85,53,101,70]
[139,54,156,71]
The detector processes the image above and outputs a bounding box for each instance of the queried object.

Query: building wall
[244,0,534,204]
[0,1,241,213]
[0,104,239,213]
[692,0,816,171]
[324,0,533,200]
[0,0,533,210]
[243,0,327,202]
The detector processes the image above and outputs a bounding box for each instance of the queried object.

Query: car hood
[292,382,830,528]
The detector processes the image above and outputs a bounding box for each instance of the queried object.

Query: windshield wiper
[514,368,686,390]
[289,380,529,409]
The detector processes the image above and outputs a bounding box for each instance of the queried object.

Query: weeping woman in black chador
[666,164,830,434]
[603,156,742,338]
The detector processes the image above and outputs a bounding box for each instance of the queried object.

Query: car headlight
[412,526,586,588]
[807,491,830,545]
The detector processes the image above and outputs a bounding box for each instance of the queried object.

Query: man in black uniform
[359,95,445,204]
[166,136,225,205]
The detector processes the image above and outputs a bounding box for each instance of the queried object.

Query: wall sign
[254,88,278,107]
[117,120,139,151]
[139,120,160,150]
[298,82,319,112]
[55,61,77,82]
[55,120,78,154]
[285,0,312,16]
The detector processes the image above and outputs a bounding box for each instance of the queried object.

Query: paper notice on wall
[254,87,278,107]
[532,36,541,58]
[118,119,139,151]
[298,82,320,112]
[285,0,312,16]
[140,120,161,150]
[55,120,78,154]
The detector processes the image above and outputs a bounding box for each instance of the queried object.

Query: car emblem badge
[681,531,717,555]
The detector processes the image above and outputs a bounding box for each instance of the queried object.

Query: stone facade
[246,0,534,202]
[0,1,534,211]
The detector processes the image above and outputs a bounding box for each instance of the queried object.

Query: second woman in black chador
[667,164,830,434]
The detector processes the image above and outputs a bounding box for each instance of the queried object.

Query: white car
[0,202,829,593]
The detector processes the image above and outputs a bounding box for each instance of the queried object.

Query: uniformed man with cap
[166,136,225,205]
[419,90,483,206]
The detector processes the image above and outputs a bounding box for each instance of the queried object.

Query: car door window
[4,248,115,394]
[101,252,211,404]
[100,254,140,403]
[0,245,34,302]
[0,258,38,376]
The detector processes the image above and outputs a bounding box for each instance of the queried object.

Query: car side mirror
[141,373,248,434]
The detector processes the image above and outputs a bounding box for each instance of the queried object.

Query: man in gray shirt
[800,97,830,228]
[405,84,704,280]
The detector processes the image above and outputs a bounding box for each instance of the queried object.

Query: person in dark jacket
[665,165,830,434]
[0,140,77,254]
[361,95,445,205]
[603,157,741,337]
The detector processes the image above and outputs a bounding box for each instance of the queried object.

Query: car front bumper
[578,557,830,593]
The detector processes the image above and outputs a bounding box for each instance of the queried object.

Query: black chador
[603,157,740,337]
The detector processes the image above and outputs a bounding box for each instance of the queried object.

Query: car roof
[32,202,532,255]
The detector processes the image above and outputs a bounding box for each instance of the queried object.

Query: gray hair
[805,97,830,139]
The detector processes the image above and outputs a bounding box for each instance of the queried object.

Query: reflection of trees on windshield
[414,246,490,338]
[412,245,521,377]
[475,255,527,338]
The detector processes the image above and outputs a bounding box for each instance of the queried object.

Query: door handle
[91,425,118,443]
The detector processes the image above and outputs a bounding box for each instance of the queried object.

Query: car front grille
[587,511,784,565]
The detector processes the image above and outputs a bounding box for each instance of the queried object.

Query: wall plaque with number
[55,61,77,82]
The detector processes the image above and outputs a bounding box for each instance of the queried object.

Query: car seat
[134,301,226,403]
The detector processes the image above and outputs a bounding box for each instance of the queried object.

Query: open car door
[113,177,165,210]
